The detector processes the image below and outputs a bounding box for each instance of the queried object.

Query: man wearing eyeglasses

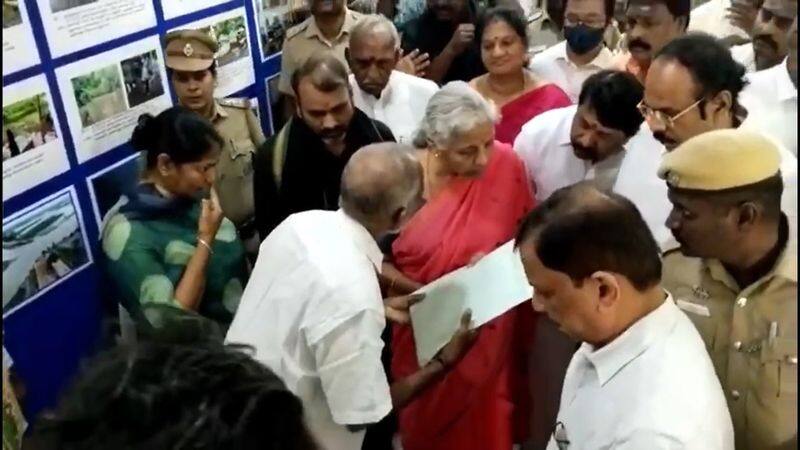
[640,33,797,227]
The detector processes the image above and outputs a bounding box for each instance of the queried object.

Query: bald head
[340,143,422,229]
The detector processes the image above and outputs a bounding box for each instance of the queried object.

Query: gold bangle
[197,237,214,255]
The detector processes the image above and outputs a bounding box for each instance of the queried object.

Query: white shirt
[529,41,616,104]
[689,0,750,41]
[349,70,438,145]
[225,210,391,450]
[547,297,734,450]
[740,58,798,156]
[513,105,672,244]
[730,43,756,72]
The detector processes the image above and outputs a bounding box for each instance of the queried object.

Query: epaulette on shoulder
[218,97,251,109]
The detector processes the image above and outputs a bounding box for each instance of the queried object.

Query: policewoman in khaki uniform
[164,30,266,251]
[659,129,797,450]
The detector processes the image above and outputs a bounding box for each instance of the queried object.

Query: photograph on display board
[50,0,99,14]
[254,0,306,60]
[2,75,70,201]
[176,7,255,97]
[39,0,156,59]
[2,188,92,316]
[87,153,141,228]
[56,36,172,163]
[2,94,58,162]
[121,50,165,108]
[3,1,21,28]
[70,65,127,129]
[3,0,40,75]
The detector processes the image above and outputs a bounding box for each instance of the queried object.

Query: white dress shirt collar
[579,293,676,386]
[554,41,615,69]
[775,58,797,102]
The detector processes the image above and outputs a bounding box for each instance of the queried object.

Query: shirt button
[731,390,741,400]
[733,341,742,350]
[737,297,748,308]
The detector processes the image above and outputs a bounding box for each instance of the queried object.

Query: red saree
[495,84,571,145]
[391,143,536,450]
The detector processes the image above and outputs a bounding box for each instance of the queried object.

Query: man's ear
[591,271,621,311]
[735,201,761,230]
[712,90,733,115]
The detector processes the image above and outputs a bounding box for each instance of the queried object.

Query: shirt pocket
[759,337,798,398]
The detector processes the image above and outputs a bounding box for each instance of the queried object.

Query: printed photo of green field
[70,64,126,129]
[2,93,58,162]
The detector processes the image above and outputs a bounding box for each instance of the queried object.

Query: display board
[2,0,287,420]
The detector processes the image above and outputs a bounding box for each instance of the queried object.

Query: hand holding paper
[409,241,534,366]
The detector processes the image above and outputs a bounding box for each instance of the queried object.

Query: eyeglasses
[637,98,702,128]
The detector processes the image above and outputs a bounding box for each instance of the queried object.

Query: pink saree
[495,84,572,145]
[391,142,536,450]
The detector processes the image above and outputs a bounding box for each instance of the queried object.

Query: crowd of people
[5,0,797,448]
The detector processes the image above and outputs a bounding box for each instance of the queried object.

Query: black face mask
[564,24,605,55]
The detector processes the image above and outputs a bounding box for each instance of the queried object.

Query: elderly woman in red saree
[383,81,536,450]
[469,7,571,144]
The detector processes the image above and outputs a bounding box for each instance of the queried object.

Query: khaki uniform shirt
[278,9,362,95]
[662,224,798,450]
[211,98,266,232]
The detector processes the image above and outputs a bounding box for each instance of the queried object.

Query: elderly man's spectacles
[637,99,703,128]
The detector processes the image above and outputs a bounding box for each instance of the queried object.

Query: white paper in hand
[409,241,534,366]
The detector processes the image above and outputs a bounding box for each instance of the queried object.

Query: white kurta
[349,70,438,145]
[689,0,751,41]
[740,58,798,156]
[529,41,616,104]
[225,210,392,450]
[547,297,735,450]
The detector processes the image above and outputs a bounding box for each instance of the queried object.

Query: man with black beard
[731,0,797,71]
[253,53,395,239]
[613,0,690,84]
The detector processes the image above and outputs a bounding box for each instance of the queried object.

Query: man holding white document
[515,182,734,450]
[226,144,475,450]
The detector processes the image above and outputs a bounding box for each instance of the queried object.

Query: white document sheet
[409,240,534,366]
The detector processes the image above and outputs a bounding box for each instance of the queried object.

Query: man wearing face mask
[739,16,797,155]
[613,0,690,83]
[530,0,618,102]
[252,54,395,239]
[730,0,797,72]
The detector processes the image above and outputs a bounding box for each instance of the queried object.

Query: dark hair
[35,340,319,450]
[563,0,615,24]
[132,106,223,169]
[578,70,644,137]
[515,182,662,291]
[627,0,691,28]
[655,33,748,119]
[290,53,350,101]
[677,174,784,222]
[477,7,528,44]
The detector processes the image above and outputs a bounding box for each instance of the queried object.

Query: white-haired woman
[384,81,535,450]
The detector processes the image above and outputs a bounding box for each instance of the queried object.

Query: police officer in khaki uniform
[659,129,797,450]
[164,30,266,252]
[278,0,363,97]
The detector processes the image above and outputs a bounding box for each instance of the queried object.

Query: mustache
[753,35,778,52]
[628,38,652,52]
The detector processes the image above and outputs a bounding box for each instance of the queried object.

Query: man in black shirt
[253,53,395,239]
[400,0,487,83]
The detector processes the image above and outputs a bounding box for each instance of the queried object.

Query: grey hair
[350,14,400,49]
[340,144,422,221]
[412,81,498,149]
